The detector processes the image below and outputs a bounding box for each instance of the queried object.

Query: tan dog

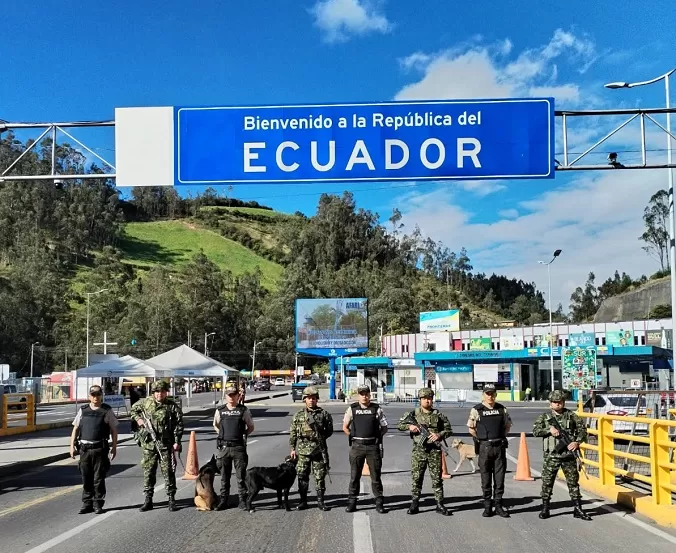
[194,455,219,511]
[450,439,477,473]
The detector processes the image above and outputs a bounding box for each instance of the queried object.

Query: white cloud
[395,29,598,107]
[310,0,392,43]
[390,29,668,312]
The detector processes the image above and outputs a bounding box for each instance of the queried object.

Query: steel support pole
[666,74,675,391]
[548,263,555,390]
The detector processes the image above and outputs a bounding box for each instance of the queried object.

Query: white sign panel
[473,364,499,382]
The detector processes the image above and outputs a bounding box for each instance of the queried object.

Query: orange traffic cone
[441,451,452,479]
[514,432,534,481]
[181,430,199,480]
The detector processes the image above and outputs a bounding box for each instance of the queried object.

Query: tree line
[2,131,662,374]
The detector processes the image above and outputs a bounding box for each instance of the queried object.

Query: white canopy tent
[145,345,240,405]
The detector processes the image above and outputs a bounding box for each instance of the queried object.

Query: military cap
[302,386,319,398]
[418,387,434,399]
[548,389,566,402]
[483,383,497,394]
[151,380,169,392]
[357,385,371,394]
[224,384,239,395]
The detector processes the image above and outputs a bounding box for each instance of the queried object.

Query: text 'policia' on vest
[473,403,507,441]
[80,404,112,442]
[218,406,247,444]
[350,402,381,441]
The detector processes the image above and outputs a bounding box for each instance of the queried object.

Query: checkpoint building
[337,318,674,402]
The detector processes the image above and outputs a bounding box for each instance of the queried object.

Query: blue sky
[2,0,676,310]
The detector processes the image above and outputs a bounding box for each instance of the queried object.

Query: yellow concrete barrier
[569,410,676,528]
[0,393,36,436]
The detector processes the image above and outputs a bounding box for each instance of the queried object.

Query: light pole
[85,288,109,367]
[30,342,40,378]
[539,249,562,391]
[605,69,675,390]
[252,340,263,378]
[204,332,215,356]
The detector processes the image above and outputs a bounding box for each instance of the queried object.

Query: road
[1,399,675,553]
[5,389,286,427]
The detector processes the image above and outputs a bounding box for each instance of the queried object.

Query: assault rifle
[307,410,331,484]
[548,416,588,477]
[402,412,451,455]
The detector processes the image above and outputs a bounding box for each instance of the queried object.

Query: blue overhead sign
[174,98,555,185]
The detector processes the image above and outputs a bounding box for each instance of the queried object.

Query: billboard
[469,337,492,350]
[295,298,368,356]
[605,330,634,347]
[420,309,460,332]
[562,346,597,390]
[114,98,555,187]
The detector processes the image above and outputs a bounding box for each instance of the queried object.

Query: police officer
[289,386,334,511]
[70,385,119,514]
[532,390,592,521]
[396,388,453,516]
[343,385,388,514]
[467,383,512,518]
[212,384,255,510]
[130,380,184,512]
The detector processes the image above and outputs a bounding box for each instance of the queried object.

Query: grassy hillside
[118,220,284,290]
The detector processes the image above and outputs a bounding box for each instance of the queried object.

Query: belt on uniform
[479,438,505,446]
[351,438,379,445]
[219,440,245,448]
[80,440,108,450]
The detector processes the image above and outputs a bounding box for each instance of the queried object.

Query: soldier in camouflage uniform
[289,386,334,511]
[397,388,453,516]
[532,389,592,521]
[130,380,184,512]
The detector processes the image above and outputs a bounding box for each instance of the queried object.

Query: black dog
[245,455,298,512]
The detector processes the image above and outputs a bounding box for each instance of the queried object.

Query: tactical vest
[80,404,111,442]
[473,402,506,441]
[543,409,575,455]
[218,405,247,443]
[350,402,380,439]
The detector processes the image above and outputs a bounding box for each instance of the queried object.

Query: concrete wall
[594,278,670,322]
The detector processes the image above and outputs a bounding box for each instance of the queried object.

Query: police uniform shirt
[343,403,388,430]
[213,405,254,428]
[467,403,512,433]
[72,405,119,443]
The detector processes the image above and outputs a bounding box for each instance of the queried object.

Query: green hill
[118,219,284,290]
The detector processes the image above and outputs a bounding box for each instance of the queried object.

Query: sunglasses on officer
[89,389,102,397]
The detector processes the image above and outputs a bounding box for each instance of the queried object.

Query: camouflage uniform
[289,386,334,510]
[130,381,184,511]
[532,389,591,520]
[397,388,453,515]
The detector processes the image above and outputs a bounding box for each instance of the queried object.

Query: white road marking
[352,511,374,553]
[504,450,676,545]
[247,440,259,445]
[21,478,200,553]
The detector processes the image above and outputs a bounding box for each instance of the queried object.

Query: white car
[583,393,649,433]
[274,378,285,386]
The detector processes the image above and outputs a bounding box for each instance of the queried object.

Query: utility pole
[30,342,39,378]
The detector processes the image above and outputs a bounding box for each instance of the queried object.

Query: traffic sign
[115,98,555,187]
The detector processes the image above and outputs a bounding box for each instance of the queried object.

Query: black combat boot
[482,500,493,517]
[139,495,153,512]
[78,503,94,514]
[375,497,387,514]
[93,502,104,515]
[167,495,178,512]
[538,499,550,519]
[494,501,510,518]
[316,490,330,511]
[407,497,419,515]
[436,500,450,516]
[238,494,248,510]
[295,480,309,511]
[215,493,229,511]
[345,498,357,513]
[573,500,592,521]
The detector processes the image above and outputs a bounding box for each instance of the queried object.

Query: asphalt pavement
[1,398,675,553]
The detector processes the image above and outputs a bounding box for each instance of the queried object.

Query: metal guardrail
[0,393,36,436]
[577,410,676,507]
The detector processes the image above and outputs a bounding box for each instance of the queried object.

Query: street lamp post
[539,249,562,391]
[85,288,109,367]
[605,69,675,390]
[30,342,39,378]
